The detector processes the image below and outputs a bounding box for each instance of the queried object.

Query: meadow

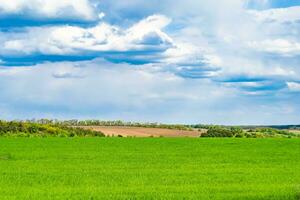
[0,138,300,199]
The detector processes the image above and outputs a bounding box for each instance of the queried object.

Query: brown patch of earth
[79,126,203,138]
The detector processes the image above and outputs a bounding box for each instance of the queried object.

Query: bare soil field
[288,130,300,135]
[80,126,202,137]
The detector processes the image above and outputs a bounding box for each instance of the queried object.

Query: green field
[0,138,299,199]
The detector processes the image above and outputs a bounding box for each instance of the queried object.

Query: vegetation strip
[0,120,299,138]
[0,138,299,199]
[0,121,104,137]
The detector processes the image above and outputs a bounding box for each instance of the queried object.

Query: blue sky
[0,0,300,125]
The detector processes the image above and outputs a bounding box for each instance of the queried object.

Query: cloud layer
[0,0,96,20]
[0,0,299,124]
[2,15,173,55]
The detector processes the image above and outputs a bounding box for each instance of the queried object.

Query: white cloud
[0,14,220,76]
[249,6,300,23]
[287,82,300,92]
[247,39,300,56]
[98,12,105,20]
[0,0,96,20]
[2,15,173,55]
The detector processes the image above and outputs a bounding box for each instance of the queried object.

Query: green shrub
[201,126,235,137]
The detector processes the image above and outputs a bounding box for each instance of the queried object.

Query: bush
[201,126,235,137]
[230,127,243,136]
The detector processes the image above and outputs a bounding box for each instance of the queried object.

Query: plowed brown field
[80,126,202,137]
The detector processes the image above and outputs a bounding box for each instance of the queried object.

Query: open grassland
[80,126,201,137]
[0,138,300,199]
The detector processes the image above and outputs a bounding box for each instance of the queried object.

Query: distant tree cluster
[194,124,300,130]
[247,128,297,138]
[201,126,243,138]
[0,121,104,137]
[201,126,299,138]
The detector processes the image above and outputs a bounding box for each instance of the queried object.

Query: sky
[0,0,299,125]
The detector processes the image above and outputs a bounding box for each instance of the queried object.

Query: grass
[0,138,299,199]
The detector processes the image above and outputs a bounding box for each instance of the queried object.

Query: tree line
[201,126,299,138]
[20,119,194,131]
[0,120,104,137]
